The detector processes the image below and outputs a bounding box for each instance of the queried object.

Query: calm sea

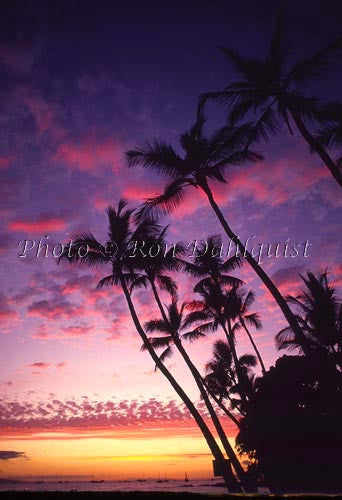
[0,479,227,494]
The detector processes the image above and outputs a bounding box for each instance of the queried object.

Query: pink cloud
[60,324,93,337]
[271,265,305,295]
[122,184,161,202]
[0,305,18,322]
[60,275,96,295]
[28,362,51,369]
[30,324,51,340]
[54,137,123,172]
[0,156,10,170]
[0,397,240,436]
[27,300,84,319]
[56,362,68,369]
[8,213,67,233]
[330,264,342,287]
[212,159,329,208]
[0,293,19,329]
[22,95,56,134]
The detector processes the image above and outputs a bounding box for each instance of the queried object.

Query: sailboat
[137,470,147,483]
[184,472,189,482]
[90,475,104,483]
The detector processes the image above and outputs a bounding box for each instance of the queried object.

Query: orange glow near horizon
[0,426,235,480]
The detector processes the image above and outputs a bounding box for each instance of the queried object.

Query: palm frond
[182,310,211,328]
[157,345,174,366]
[244,313,262,330]
[135,178,190,221]
[59,232,109,269]
[155,274,178,297]
[315,121,342,148]
[220,47,266,82]
[144,319,171,335]
[126,141,186,178]
[275,325,297,350]
[129,275,149,293]
[97,274,116,289]
[181,329,207,342]
[283,92,321,122]
[247,106,279,144]
[149,336,173,349]
[287,35,342,87]
[239,354,257,367]
[221,255,243,272]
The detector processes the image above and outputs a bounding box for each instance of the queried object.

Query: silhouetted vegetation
[56,11,342,495]
[236,272,342,492]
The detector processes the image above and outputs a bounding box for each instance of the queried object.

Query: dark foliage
[236,354,342,492]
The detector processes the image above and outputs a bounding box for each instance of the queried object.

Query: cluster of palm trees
[58,15,341,493]
[60,203,266,491]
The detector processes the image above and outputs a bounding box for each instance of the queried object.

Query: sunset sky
[1,0,341,480]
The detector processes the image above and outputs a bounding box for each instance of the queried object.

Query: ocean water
[0,479,227,495]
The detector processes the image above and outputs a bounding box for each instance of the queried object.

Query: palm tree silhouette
[188,281,250,408]
[315,100,342,169]
[126,117,310,354]
[126,225,180,300]
[58,200,244,492]
[180,234,243,290]
[126,227,243,429]
[143,298,247,485]
[204,340,237,407]
[204,340,256,413]
[276,270,342,358]
[181,237,266,373]
[230,289,266,374]
[200,14,342,188]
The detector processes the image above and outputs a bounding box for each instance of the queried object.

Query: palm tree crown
[126,115,262,219]
[181,234,243,290]
[276,271,342,356]
[59,200,164,290]
[315,100,342,168]
[143,299,216,365]
[205,340,257,410]
[200,14,342,187]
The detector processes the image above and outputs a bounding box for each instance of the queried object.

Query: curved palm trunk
[173,338,248,491]
[240,317,266,374]
[200,180,311,355]
[200,374,243,425]
[150,279,240,418]
[224,318,249,409]
[149,280,247,491]
[289,108,342,189]
[150,279,242,426]
[119,275,238,492]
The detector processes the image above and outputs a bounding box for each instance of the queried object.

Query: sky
[0,0,341,481]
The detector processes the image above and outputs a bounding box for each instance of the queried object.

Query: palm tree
[126,117,311,354]
[180,234,243,290]
[122,227,248,485]
[126,225,180,300]
[181,237,266,373]
[189,281,250,408]
[142,298,246,479]
[58,200,244,492]
[276,270,342,358]
[204,340,237,406]
[200,14,342,188]
[315,101,342,168]
[231,289,266,374]
[205,340,257,412]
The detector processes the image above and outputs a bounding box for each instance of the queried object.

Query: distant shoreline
[2,490,342,499]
